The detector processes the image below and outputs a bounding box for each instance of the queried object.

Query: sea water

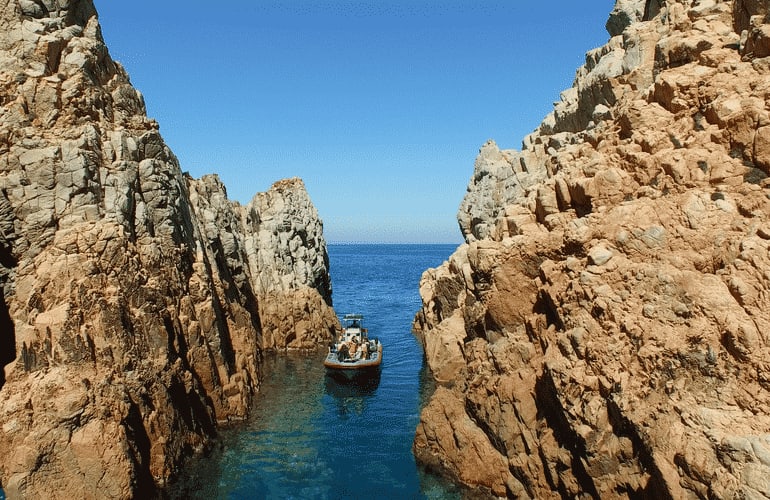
[169,244,462,499]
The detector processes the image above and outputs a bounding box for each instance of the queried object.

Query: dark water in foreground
[170,244,462,499]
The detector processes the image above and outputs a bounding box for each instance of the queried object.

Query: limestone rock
[415,0,770,497]
[0,1,336,497]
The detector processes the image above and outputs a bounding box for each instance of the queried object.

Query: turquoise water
[169,244,462,499]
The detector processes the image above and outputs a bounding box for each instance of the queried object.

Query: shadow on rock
[0,244,16,392]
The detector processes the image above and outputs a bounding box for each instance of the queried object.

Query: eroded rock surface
[415,0,770,497]
[0,1,336,497]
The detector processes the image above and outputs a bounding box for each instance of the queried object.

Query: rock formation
[241,177,337,350]
[0,0,336,498]
[414,0,770,497]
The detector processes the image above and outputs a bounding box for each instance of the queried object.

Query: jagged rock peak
[0,0,337,497]
[417,0,770,497]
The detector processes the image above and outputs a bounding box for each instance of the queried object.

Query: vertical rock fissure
[0,191,16,392]
[534,371,601,499]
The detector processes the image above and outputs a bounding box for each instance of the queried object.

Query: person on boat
[361,341,369,360]
[337,342,349,361]
[349,338,359,358]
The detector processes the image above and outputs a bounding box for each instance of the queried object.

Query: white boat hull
[324,314,382,381]
[324,344,382,377]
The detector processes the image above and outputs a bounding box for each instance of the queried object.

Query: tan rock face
[241,177,339,349]
[0,0,336,497]
[415,0,770,497]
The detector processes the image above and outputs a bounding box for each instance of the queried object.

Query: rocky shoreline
[414,0,770,497]
[5,0,770,498]
[0,1,336,497]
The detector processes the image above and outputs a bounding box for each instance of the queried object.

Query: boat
[324,314,382,379]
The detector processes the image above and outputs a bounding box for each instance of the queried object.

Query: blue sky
[94,1,614,243]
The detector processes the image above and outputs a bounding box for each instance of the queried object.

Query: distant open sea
[168,243,462,499]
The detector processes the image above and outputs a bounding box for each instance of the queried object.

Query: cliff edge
[0,0,337,497]
[415,0,770,497]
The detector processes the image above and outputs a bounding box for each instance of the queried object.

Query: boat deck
[323,348,381,369]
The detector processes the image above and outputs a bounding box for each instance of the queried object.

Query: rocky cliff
[414,0,770,497]
[0,1,337,498]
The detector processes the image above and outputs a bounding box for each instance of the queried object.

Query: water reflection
[323,372,380,418]
[323,372,380,397]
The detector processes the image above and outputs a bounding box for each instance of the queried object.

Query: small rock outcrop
[242,177,337,350]
[187,175,337,351]
[0,1,336,498]
[415,0,770,498]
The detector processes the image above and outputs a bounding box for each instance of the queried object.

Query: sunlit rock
[414,0,770,497]
[0,1,337,497]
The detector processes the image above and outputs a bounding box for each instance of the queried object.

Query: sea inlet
[168,244,462,498]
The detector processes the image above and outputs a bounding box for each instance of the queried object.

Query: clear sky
[94,1,614,243]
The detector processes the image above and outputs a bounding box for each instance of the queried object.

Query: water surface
[170,244,461,498]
